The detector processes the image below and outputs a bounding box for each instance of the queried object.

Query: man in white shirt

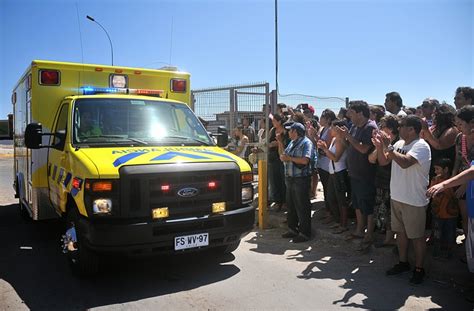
[375,115,431,284]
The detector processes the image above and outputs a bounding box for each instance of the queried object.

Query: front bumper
[78,205,255,255]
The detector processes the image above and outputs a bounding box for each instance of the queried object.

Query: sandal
[344,233,364,241]
[333,227,349,234]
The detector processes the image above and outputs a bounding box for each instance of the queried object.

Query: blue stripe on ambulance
[113,151,147,167]
[63,172,72,187]
[151,151,210,161]
[196,150,235,161]
[57,168,64,184]
[52,165,58,181]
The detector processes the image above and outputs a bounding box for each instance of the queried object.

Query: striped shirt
[284,136,313,177]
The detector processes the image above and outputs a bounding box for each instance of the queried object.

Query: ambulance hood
[77,146,250,178]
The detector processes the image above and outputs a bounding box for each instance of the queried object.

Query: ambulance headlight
[93,198,112,215]
[241,186,253,204]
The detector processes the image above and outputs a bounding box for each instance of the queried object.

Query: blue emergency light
[80,86,163,97]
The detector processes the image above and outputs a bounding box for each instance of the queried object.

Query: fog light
[212,202,226,213]
[93,198,112,214]
[152,207,169,219]
[241,186,253,203]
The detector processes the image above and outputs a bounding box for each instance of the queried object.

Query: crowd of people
[225,86,474,286]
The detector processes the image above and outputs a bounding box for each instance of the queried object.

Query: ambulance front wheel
[66,208,100,277]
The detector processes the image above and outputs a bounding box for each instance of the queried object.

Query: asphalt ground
[0,144,473,310]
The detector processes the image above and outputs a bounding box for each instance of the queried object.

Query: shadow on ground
[0,203,239,310]
[246,207,473,310]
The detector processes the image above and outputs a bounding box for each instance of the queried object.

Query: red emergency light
[171,79,186,93]
[39,70,60,85]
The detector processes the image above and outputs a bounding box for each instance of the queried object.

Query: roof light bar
[80,86,164,97]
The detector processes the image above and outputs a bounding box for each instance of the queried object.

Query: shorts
[350,177,376,216]
[391,199,427,239]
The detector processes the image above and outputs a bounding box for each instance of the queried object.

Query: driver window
[53,104,68,149]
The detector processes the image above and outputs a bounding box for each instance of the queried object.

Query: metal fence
[192,82,270,134]
[277,93,348,116]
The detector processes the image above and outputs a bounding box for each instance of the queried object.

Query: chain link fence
[277,93,348,116]
[192,82,269,134]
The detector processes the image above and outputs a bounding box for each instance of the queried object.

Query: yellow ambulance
[13,60,254,275]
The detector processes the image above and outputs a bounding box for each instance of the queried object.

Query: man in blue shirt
[277,122,314,243]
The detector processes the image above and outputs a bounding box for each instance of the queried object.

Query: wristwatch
[385,144,395,152]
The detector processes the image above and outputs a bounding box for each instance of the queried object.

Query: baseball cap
[285,122,306,136]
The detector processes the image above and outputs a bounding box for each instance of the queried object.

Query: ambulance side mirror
[53,130,66,150]
[216,126,228,147]
[24,123,43,149]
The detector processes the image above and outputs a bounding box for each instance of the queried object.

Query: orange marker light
[92,181,113,192]
[241,173,253,183]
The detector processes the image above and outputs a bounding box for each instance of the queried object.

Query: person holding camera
[278,122,314,243]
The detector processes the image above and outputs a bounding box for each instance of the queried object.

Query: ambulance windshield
[73,98,213,147]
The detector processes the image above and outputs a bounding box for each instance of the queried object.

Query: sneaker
[386,262,410,276]
[292,234,310,243]
[282,231,298,239]
[409,267,425,285]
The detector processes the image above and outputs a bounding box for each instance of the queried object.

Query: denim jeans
[285,176,312,237]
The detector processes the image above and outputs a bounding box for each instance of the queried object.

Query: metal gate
[191,82,270,134]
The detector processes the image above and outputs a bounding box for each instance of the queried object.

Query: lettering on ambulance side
[63,172,72,187]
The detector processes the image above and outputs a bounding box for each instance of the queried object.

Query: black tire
[66,208,100,277]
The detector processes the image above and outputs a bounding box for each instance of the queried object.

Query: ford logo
[177,187,199,198]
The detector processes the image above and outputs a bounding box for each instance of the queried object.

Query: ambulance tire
[215,240,241,254]
[66,208,100,277]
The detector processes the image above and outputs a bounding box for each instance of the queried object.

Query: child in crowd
[430,158,459,259]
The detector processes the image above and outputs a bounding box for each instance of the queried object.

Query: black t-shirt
[268,127,289,162]
[346,121,377,183]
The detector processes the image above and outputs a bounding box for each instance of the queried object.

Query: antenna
[75,3,84,64]
[169,16,174,66]
[75,2,84,93]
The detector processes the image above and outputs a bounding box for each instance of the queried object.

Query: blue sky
[0,0,472,119]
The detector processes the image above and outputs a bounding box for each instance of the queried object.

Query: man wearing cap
[277,122,314,243]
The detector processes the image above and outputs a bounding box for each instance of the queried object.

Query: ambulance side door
[48,102,70,212]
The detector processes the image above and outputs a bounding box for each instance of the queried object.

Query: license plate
[174,233,209,250]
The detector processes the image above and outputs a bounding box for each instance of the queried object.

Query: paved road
[0,157,471,310]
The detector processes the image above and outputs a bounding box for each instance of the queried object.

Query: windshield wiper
[163,135,210,146]
[82,135,148,145]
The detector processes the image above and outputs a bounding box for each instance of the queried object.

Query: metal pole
[275,0,279,97]
[86,15,114,66]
